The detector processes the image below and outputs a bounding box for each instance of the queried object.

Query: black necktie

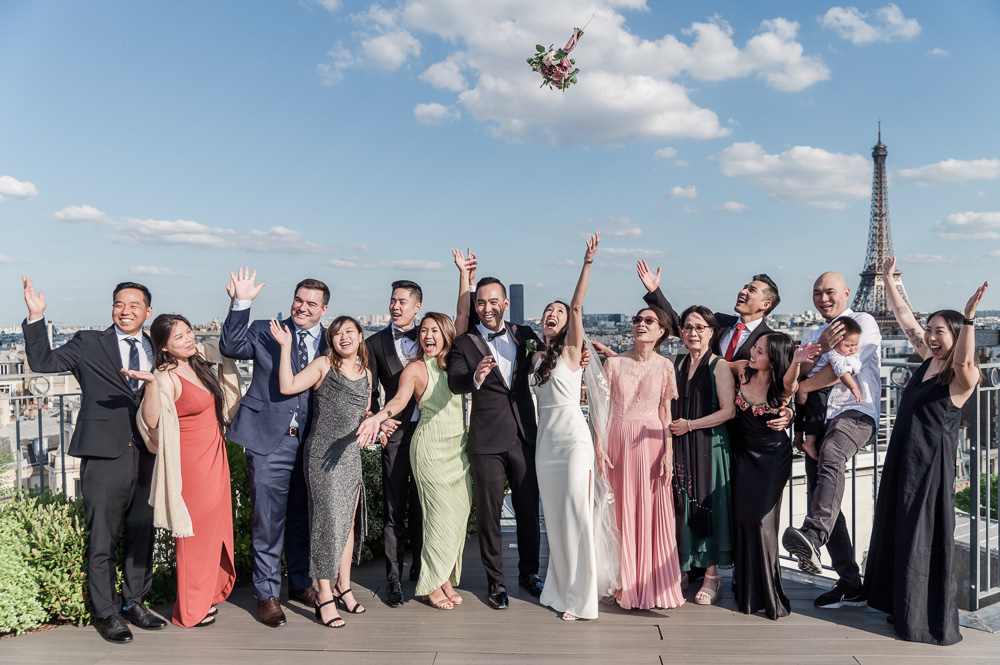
[488,328,507,341]
[124,337,141,391]
[296,331,309,372]
[394,327,418,342]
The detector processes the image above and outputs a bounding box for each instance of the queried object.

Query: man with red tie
[636,260,779,362]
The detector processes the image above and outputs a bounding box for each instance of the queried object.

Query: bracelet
[963,316,975,326]
[583,259,594,264]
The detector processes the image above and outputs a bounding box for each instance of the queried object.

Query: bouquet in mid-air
[527,27,583,91]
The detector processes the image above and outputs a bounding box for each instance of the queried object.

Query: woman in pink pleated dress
[599,306,684,610]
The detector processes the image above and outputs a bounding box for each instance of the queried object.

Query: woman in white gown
[533,233,609,620]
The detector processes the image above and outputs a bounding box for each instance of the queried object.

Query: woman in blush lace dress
[600,306,684,610]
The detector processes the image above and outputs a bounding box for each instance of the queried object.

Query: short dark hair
[752,273,780,315]
[680,305,722,356]
[833,315,862,336]
[295,278,330,306]
[113,282,151,307]
[391,280,423,304]
[476,276,506,299]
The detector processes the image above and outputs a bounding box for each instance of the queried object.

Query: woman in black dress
[728,333,816,619]
[864,257,988,646]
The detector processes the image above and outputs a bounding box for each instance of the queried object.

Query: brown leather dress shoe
[258,596,287,627]
[289,586,319,607]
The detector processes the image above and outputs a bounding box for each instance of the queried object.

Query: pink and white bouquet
[527,27,583,91]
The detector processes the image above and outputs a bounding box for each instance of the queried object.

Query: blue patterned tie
[297,331,309,372]
[125,337,141,391]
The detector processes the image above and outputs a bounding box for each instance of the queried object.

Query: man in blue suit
[221,268,329,627]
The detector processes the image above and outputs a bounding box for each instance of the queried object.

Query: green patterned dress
[410,357,473,596]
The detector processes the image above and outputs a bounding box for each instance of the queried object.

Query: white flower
[542,50,556,66]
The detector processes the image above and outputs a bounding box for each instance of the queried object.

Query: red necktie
[724,322,747,361]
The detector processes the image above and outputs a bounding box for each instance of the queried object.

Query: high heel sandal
[694,573,722,606]
[315,598,345,628]
[446,593,463,605]
[332,585,366,614]
[422,594,454,610]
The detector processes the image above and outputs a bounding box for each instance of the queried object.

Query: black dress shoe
[386,580,405,607]
[518,574,544,598]
[488,584,509,610]
[94,614,133,644]
[122,604,167,630]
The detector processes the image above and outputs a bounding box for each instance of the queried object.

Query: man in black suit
[21,276,167,643]
[446,277,544,610]
[366,279,425,607]
[636,259,779,362]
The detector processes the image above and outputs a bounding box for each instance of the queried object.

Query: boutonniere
[525,340,538,357]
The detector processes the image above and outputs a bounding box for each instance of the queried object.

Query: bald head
[813,272,851,322]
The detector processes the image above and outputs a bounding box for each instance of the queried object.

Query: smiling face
[163,320,197,360]
[924,315,956,360]
[389,287,422,330]
[632,308,664,346]
[112,288,153,335]
[748,336,772,371]
[330,321,362,360]
[680,311,713,352]
[734,280,773,318]
[419,318,446,358]
[290,287,328,331]
[475,283,509,332]
[541,302,568,340]
[812,273,850,322]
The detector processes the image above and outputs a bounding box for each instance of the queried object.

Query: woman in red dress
[129,314,241,628]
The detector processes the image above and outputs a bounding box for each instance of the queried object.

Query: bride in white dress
[533,233,616,621]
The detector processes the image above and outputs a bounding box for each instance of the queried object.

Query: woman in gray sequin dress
[272,315,376,629]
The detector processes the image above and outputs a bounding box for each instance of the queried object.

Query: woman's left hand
[965,281,989,320]
[659,451,672,479]
[793,342,821,364]
[584,232,600,261]
[668,419,691,436]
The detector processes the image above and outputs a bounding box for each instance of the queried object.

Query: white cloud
[602,217,643,238]
[674,160,689,167]
[327,259,358,268]
[129,265,190,277]
[935,211,1000,240]
[318,3,829,144]
[414,102,460,125]
[313,0,340,11]
[669,185,698,199]
[547,259,579,268]
[0,175,38,201]
[718,141,869,209]
[367,259,445,270]
[902,254,957,264]
[653,147,677,160]
[350,243,370,253]
[603,247,665,257]
[420,55,468,91]
[360,30,421,71]
[0,255,14,263]
[898,158,1000,186]
[716,201,748,213]
[53,204,110,222]
[681,205,698,214]
[821,4,921,45]
[927,47,948,57]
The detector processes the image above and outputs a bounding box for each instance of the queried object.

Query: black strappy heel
[333,585,366,614]
[315,598,345,628]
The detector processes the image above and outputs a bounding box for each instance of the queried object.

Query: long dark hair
[534,301,571,386]
[927,309,982,387]
[325,316,369,372]
[680,305,722,357]
[149,314,225,430]
[742,332,796,408]
[418,312,456,371]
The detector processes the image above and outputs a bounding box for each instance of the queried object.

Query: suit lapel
[470,326,509,390]
[508,323,523,385]
[381,327,404,376]
[101,327,134,392]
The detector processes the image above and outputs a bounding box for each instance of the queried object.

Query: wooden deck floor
[2,531,997,665]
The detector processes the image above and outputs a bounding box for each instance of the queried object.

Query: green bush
[0,512,48,634]
[955,474,999,521]
[360,445,385,563]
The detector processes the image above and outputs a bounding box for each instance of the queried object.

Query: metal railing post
[36,402,45,493]
[969,383,981,612]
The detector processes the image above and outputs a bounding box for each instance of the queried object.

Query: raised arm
[953,281,989,394]
[637,260,682,337]
[565,233,600,369]
[881,257,927,359]
[784,343,820,397]
[452,248,477,336]
[269,320,328,394]
[219,267,266,360]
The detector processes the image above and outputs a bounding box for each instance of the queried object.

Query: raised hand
[229,267,266,301]
[881,256,897,283]
[636,259,661,293]
[965,281,989,320]
[121,368,155,385]
[584,232,600,261]
[589,340,617,357]
[793,342,821,364]
[467,249,478,286]
[22,276,46,319]
[475,355,497,384]
[269,319,292,347]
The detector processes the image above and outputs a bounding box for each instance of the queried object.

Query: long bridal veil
[584,337,622,601]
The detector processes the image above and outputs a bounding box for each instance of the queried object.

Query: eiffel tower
[852,124,910,333]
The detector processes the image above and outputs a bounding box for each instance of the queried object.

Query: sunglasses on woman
[632,315,658,326]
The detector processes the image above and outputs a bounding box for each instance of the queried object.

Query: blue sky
[2,0,999,327]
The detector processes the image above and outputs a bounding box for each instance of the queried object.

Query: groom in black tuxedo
[366,279,424,607]
[446,277,543,609]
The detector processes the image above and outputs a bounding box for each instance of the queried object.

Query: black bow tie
[488,328,508,341]
[394,327,418,342]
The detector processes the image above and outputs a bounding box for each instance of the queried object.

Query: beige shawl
[136,341,243,538]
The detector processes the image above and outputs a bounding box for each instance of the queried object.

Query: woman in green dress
[667,305,736,605]
[357,251,474,610]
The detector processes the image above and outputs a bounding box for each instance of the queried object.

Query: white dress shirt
[718,317,764,356]
[474,322,515,389]
[114,327,154,375]
[391,324,421,421]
